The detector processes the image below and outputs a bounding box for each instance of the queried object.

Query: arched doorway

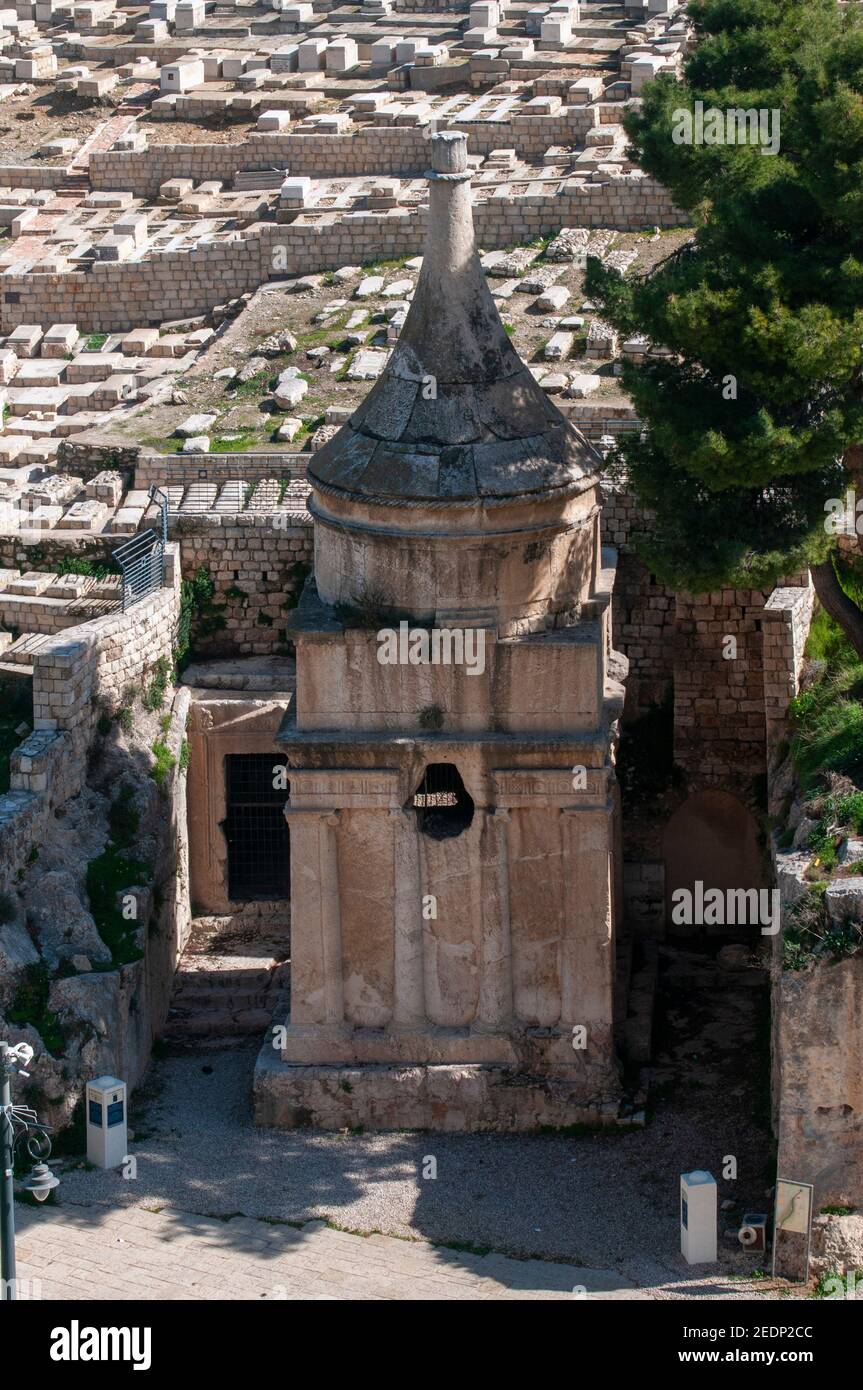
[662,790,767,936]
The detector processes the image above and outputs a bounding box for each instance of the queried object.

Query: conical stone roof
[308,131,599,507]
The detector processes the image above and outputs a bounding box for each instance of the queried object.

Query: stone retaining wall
[0,545,181,893]
[0,175,685,332]
[88,110,612,199]
[174,515,312,656]
[135,451,307,487]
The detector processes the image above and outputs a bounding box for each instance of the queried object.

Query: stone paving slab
[16,1204,651,1302]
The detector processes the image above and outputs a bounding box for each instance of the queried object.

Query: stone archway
[662,790,768,936]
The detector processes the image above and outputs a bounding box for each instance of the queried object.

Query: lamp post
[1,1040,60,1301]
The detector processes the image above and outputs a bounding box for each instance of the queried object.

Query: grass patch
[150,739,176,789]
[86,844,150,968]
[361,255,410,274]
[142,434,185,455]
[83,333,108,351]
[142,655,171,712]
[7,964,67,1054]
[790,666,863,790]
[210,431,263,453]
[56,555,113,580]
[0,675,32,795]
[176,565,227,670]
[782,882,862,970]
[108,783,139,850]
[802,789,863,874]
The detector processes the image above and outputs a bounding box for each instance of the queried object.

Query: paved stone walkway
[15,1203,651,1301]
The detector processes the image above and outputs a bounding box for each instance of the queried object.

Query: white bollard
[86,1076,128,1170]
[680,1169,717,1263]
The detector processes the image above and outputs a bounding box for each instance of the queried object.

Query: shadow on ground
[45,939,776,1298]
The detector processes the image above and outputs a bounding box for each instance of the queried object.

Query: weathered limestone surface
[256,132,627,1131]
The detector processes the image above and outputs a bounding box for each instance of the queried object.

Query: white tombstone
[325,36,358,72]
[631,54,667,93]
[160,58,205,93]
[270,44,299,73]
[280,175,311,205]
[541,16,572,45]
[470,1,500,26]
[395,37,426,65]
[175,0,204,27]
[258,109,291,131]
[298,37,327,70]
[370,36,397,65]
[86,1076,128,1170]
[680,1170,717,1264]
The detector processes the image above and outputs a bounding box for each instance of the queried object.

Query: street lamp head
[22,1162,59,1203]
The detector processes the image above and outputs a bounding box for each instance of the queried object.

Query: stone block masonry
[176,515,313,657]
[134,452,307,488]
[762,584,815,772]
[0,175,686,333]
[0,545,181,894]
[87,110,612,201]
[29,544,180,738]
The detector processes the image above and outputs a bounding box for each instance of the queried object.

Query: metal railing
[112,486,169,612]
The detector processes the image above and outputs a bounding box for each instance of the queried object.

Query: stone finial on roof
[309,130,599,505]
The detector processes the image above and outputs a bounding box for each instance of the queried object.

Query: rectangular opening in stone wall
[224,753,290,901]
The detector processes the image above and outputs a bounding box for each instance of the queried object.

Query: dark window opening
[224,754,290,901]
[411,763,474,840]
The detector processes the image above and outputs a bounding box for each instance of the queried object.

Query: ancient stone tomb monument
[254,132,627,1131]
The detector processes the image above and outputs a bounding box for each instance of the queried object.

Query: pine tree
[585,0,863,656]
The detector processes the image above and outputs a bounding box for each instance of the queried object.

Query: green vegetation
[782,882,862,970]
[210,431,263,453]
[142,654,172,712]
[230,367,274,399]
[282,560,311,612]
[583,0,863,659]
[179,738,190,773]
[803,789,863,873]
[7,964,66,1054]
[790,666,863,793]
[361,255,411,274]
[56,555,113,580]
[83,333,108,351]
[86,844,150,968]
[108,783,139,849]
[175,565,226,671]
[418,704,445,732]
[0,676,32,795]
[142,434,185,455]
[150,739,176,789]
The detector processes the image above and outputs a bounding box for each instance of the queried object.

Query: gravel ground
[52,945,795,1300]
